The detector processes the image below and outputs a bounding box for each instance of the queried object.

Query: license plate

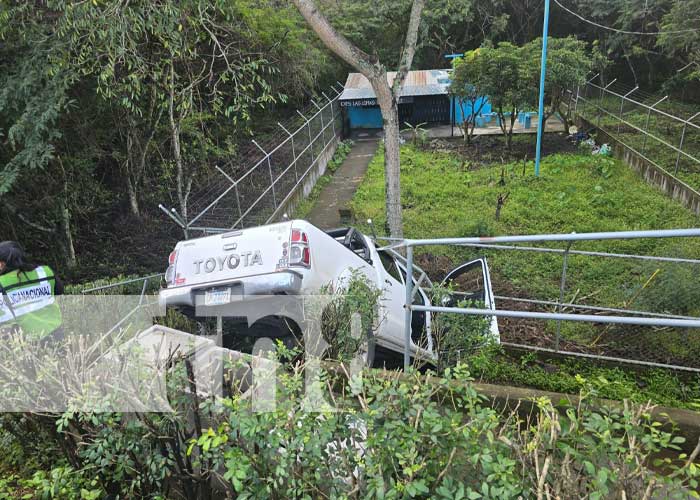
[205,287,232,306]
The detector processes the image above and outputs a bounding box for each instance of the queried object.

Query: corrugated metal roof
[339,70,451,101]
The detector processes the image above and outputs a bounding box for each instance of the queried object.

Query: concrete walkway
[307,137,379,229]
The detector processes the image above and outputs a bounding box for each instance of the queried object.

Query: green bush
[319,271,382,362]
[2,362,699,498]
[431,284,494,371]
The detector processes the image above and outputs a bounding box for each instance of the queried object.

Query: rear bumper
[158,270,304,309]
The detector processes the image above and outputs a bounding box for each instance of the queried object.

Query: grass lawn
[352,143,700,305]
[350,141,700,408]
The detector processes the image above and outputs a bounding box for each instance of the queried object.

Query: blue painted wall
[451,96,491,125]
[347,107,383,129]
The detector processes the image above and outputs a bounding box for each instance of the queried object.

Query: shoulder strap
[1,274,56,293]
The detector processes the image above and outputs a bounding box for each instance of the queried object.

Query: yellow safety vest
[0,266,62,340]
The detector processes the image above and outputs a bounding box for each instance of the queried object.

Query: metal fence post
[252,140,277,209]
[641,95,668,155]
[579,75,599,121]
[617,94,624,134]
[642,107,653,154]
[596,79,617,129]
[675,122,688,175]
[404,245,414,371]
[278,122,298,182]
[675,112,700,175]
[313,100,325,149]
[555,240,574,352]
[234,184,243,227]
[297,109,314,166]
[618,86,638,135]
[322,92,336,140]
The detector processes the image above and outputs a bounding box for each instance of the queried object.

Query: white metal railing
[388,228,700,372]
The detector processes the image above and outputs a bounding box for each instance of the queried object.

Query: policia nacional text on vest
[0,266,63,341]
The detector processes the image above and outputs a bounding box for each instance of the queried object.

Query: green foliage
[658,0,700,84]
[635,261,700,317]
[319,270,382,362]
[0,0,331,271]
[2,356,700,497]
[451,37,595,143]
[323,0,495,68]
[522,37,595,129]
[403,121,429,148]
[352,144,700,395]
[450,49,491,143]
[481,42,534,148]
[431,284,494,371]
[64,274,162,296]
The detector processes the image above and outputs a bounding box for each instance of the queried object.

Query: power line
[553,0,700,36]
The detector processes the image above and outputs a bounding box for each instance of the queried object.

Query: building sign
[340,96,415,107]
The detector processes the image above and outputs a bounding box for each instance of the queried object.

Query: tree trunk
[58,201,77,268]
[375,81,403,239]
[292,0,425,238]
[127,177,140,218]
[169,63,188,229]
[560,103,571,135]
[124,132,141,218]
[506,112,517,151]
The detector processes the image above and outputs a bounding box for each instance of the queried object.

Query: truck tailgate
[173,222,293,288]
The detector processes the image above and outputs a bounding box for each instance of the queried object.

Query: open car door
[440,258,499,343]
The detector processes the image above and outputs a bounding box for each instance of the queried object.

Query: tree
[524,37,594,134]
[292,0,426,238]
[0,5,88,267]
[476,43,534,150]
[449,49,490,145]
[59,2,275,224]
[658,0,700,86]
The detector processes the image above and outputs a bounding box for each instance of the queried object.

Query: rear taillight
[166,250,183,286]
[288,228,311,268]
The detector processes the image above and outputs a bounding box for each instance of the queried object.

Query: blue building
[451,95,492,126]
[339,70,490,130]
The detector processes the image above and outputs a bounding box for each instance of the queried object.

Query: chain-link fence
[569,79,700,194]
[162,85,344,235]
[395,229,700,372]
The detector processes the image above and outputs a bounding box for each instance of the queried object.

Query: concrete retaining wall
[577,117,700,215]
[474,381,700,455]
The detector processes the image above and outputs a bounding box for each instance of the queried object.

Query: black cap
[0,241,26,271]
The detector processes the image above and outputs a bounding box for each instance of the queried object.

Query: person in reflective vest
[0,241,64,342]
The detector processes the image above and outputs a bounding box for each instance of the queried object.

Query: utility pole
[534,0,551,177]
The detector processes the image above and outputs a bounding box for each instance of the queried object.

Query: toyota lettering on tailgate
[194,251,263,274]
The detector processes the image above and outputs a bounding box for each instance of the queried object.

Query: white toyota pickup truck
[159,220,498,364]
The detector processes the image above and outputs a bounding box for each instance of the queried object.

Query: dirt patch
[415,253,457,281]
[425,133,579,168]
